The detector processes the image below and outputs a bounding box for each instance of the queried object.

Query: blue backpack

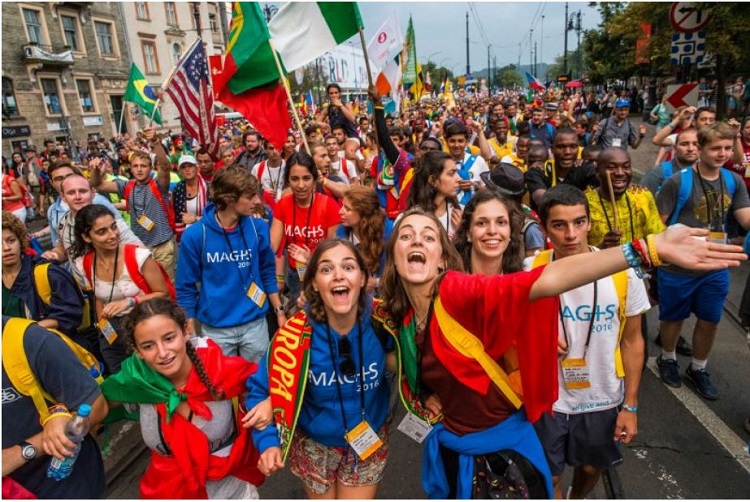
[668,168,737,226]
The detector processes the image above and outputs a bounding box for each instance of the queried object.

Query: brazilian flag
[123,63,162,125]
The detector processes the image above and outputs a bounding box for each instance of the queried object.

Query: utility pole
[541,15,545,80]
[563,1,569,76]
[529,29,533,72]
[575,11,582,79]
[487,44,491,90]
[534,42,538,76]
[465,12,470,76]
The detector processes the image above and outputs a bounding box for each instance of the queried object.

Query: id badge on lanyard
[561,357,591,389]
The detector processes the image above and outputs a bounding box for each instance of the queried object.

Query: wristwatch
[273,305,285,315]
[19,441,37,461]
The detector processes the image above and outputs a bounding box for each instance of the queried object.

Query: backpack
[33,262,95,334]
[655,160,677,195]
[82,244,176,301]
[668,168,737,226]
[2,317,104,422]
[123,178,176,231]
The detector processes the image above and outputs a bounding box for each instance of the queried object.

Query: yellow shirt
[489,136,516,160]
[585,185,665,248]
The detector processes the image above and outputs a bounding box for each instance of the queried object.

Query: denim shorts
[657,268,729,324]
[201,317,269,363]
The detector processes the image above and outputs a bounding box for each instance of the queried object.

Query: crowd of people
[3,79,750,500]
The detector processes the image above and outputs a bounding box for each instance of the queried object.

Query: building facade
[124,1,227,133]
[2,2,132,156]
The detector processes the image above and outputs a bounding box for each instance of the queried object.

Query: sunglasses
[338,337,356,377]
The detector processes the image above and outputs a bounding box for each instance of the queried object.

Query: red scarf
[139,339,264,499]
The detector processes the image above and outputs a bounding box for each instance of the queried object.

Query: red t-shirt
[274,193,341,267]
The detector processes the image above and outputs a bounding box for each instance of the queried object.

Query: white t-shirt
[523,249,650,414]
[329,158,359,187]
[251,160,286,202]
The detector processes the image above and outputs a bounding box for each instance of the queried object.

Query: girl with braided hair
[100,298,265,499]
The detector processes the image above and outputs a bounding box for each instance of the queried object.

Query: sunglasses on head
[338,337,356,377]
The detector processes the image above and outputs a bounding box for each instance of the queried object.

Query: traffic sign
[670,31,706,65]
[670,2,710,33]
[665,83,699,111]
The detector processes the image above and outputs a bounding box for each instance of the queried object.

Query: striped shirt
[115,179,173,247]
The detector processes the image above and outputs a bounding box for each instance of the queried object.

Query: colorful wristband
[646,234,663,267]
[631,238,652,269]
[41,412,72,428]
[621,242,646,279]
[622,404,638,413]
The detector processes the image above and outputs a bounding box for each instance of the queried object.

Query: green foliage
[546,48,585,82]
[494,64,524,88]
[422,61,453,86]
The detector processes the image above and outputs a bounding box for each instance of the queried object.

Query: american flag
[163,39,219,157]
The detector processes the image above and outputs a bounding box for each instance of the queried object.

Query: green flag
[123,63,162,125]
[402,16,417,85]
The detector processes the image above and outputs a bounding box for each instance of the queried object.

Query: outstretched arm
[529,225,747,301]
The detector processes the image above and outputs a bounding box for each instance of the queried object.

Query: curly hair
[342,186,384,275]
[302,239,370,323]
[209,164,260,211]
[70,204,118,259]
[125,298,223,400]
[2,210,28,255]
[452,191,525,275]
[380,208,464,325]
[405,150,459,212]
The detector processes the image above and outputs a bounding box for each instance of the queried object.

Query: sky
[357,1,602,75]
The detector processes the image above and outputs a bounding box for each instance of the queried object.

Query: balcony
[22,43,74,66]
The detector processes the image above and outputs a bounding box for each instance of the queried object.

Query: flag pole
[269,39,310,155]
[358,28,374,88]
[148,97,161,127]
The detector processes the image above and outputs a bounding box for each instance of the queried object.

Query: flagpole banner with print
[162,39,219,156]
[124,63,161,125]
[402,16,417,85]
[367,12,402,73]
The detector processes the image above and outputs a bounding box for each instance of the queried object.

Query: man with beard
[235,131,267,172]
[528,107,556,150]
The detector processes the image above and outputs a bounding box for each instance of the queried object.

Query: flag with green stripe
[269,2,363,73]
[123,63,161,125]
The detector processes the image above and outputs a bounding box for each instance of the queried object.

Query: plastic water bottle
[46,404,91,481]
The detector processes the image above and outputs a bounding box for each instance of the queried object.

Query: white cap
[178,154,197,168]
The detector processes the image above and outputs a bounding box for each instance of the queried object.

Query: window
[135,2,149,20]
[189,3,198,28]
[3,78,19,118]
[94,21,114,56]
[76,79,95,113]
[41,78,62,115]
[209,14,217,33]
[22,8,44,44]
[60,15,79,51]
[172,43,182,65]
[142,41,159,74]
[165,2,178,27]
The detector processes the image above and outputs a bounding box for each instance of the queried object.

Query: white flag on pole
[367,13,402,74]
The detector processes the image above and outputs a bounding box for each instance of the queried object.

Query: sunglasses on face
[338,337,356,377]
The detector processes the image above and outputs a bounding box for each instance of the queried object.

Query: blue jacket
[422,411,553,499]
[6,254,84,339]
[246,312,390,452]
[176,203,278,328]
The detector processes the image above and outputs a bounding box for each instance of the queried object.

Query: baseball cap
[480,163,527,198]
[178,154,197,168]
[615,98,631,109]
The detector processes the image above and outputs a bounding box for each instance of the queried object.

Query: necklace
[413,310,427,332]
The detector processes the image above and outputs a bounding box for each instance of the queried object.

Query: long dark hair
[406,150,459,212]
[453,190,525,274]
[302,238,370,323]
[126,298,223,400]
[342,186,384,275]
[380,208,464,325]
[70,204,117,259]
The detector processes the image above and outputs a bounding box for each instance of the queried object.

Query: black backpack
[473,450,549,499]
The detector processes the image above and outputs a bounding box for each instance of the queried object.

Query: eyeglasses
[338,337,356,377]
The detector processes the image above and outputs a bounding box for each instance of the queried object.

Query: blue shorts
[657,268,729,324]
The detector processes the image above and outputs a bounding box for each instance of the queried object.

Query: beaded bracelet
[631,238,652,269]
[646,234,663,267]
[621,242,646,278]
[41,411,72,428]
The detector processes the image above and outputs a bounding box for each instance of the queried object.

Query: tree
[422,61,453,87]
[494,64,524,88]
[546,48,585,83]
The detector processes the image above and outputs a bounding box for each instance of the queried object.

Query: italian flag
[269,2,363,74]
